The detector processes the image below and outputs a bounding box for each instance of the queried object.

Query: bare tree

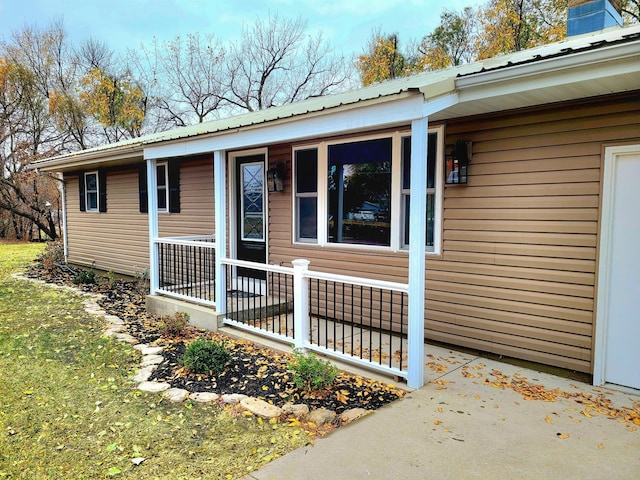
[223,13,351,112]
[133,33,226,127]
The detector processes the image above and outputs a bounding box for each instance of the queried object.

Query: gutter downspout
[57,173,69,262]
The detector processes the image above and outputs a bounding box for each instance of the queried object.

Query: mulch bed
[26,260,405,415]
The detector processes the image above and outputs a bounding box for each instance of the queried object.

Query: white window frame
[292,127,443,254]
[293,148,319,244]
[85,171,99,212]
[156,162,169,212]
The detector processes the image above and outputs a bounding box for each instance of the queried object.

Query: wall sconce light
[267,162,285,192]
[445,140,471,185]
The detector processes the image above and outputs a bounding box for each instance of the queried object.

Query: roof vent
[567,0,623,36]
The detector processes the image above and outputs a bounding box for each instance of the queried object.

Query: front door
[235,153,267,283]
[597,146,640,390]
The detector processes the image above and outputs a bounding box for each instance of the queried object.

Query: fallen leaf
[545,416,552,424]
[597,444,605,450]
[437,407,443,413]
[434,419,441,425]
[557,433,569,439]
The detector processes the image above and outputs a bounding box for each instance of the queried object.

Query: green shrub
[160,311,189,338]
[105,270,119,289]
[288,349,338,392]
[180,338,231,375]
[73,268,96,285]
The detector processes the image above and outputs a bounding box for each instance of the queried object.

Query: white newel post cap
[291,259,310,270]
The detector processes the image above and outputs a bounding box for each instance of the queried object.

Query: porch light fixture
[267,162,286,192]
[445,140,471,185]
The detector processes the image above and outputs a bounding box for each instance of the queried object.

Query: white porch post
[147,158,159,295]
[407,117,428,389]
[292,258,310,351]
[214,150,227,312]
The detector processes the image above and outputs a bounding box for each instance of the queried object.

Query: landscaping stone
[115,332,136,343]
[240,397,282,419]
[140,354,164,367]
[103,324,125,335]
[137,381,170,393]
[141,346,163,356]
[190,392,220,403]
[104,314,124,325]
[341,408,368,424]
[133,344,150,351]
[163,388,189,403]
[282,403,310,418]
[132,366,156,383]
[221,393,248,404]
[308,408,336,426]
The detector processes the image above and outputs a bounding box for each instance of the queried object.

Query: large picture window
[293,127,443,252]
[328,138,392,246]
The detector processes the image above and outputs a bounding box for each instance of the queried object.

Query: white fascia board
[455,41,640,100]
[144,95,424,160]
[423,93,459,117]
[36,146,143,171]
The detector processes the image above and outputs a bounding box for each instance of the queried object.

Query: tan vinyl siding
[430,93,640,373]
[65,156,214,276]
[66,168,149,276]
[159,157,214,237]
[268,92,640,374]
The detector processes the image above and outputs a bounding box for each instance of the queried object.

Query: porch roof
[35,24,640,171]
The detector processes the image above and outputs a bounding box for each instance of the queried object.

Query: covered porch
[144,98,434,388]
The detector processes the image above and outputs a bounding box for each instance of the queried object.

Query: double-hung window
[294,149,318,242]
[401,132,438,249]
[293,127,443,253]
[84,171,99,212]
[156,162,168,212]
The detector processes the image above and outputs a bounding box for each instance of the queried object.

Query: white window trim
[292,127,443,254]
[156,162,169,213]
[85,171,99,212]
[293,147,319,244]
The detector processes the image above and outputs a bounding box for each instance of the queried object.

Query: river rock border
[14,273,370,427]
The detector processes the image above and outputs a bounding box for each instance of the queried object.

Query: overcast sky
[0,0,475,58]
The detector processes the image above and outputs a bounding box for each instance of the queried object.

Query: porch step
[146,295,223,331]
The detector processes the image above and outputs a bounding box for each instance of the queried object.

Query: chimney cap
[568,0,623,15]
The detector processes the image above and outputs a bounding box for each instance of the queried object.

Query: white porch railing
[154,235,217,306]
[152,236,412,380]
[220,257,410,380]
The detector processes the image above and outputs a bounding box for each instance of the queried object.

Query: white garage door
[595,146,640,390]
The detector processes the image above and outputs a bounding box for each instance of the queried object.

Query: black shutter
[78,172,86,212]
[168,160,180,213]
[138,163,148,213]
[98,168,107,212]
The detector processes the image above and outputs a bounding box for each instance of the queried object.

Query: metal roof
[35,24,640,169]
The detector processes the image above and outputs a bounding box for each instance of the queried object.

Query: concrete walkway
[242,344,640,480]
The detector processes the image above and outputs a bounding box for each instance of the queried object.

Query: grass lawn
[0,242,309,479]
